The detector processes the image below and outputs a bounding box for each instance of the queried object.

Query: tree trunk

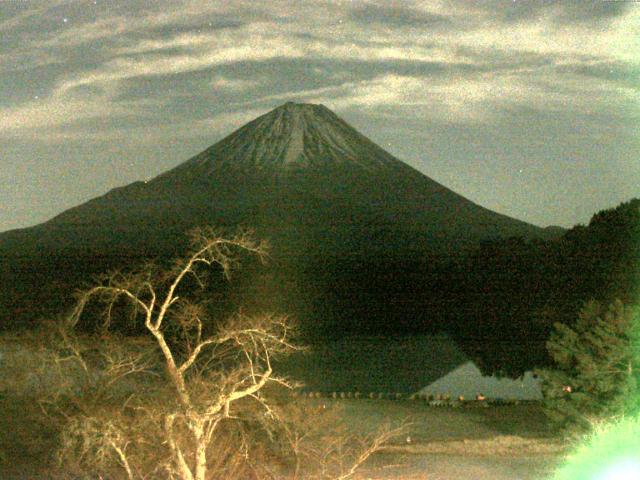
[193,423,208,480]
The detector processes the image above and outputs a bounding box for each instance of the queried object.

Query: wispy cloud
[1,0,638,139]
[243,65,639,125]
[0,2,64,33]
[0,96,111,134]
[53,34,306,95]
[211,75,261,91]
[349,3,453,28]
[51,29,460,98]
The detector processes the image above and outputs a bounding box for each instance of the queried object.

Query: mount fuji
[0,102,557,333]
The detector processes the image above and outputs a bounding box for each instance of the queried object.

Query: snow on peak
[181,102,401,174]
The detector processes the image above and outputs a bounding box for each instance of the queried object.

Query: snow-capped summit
[168,102,399,175]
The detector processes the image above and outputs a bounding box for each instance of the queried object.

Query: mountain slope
[1,102,547,254]
[0,102,559,332]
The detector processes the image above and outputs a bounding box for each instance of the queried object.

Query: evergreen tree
[536,299,640,435]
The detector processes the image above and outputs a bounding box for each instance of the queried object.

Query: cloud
[349,3,452,28]
[40,16,130,48]
[232,74,500,122]
[0,85,167,139]
[37,2,236,48]
[259,66,638,124]
[448,0,632,26]
[309,74,516,122]
[50,27,463,99]
[2,0,638,140]
[228,83,360,107]
[32,106,271,145]
[0,2,64,33]
[557,60,640,89]
[53,32,308,95]
[0,96,111,134]
[211,75,260,91]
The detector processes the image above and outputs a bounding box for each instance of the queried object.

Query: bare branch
[69,285,151,330]
[333,423,408,480]
[164,414,195,480]
[153,229,268,332]
[177,338,217,375]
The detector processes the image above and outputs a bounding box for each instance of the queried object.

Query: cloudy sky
[1,0,638,232]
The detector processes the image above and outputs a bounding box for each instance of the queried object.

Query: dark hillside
[451,198,640,377]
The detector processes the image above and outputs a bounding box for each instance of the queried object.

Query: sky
[1,0,638,232]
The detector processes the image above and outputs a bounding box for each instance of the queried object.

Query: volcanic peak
[174,102,400,176]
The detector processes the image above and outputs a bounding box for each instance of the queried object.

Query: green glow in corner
[552,297,640,480]
[551,415,640,480]
[597,459,640,480]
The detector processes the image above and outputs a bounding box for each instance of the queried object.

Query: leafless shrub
[268,399,408,480]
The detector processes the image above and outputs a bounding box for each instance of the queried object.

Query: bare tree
[13,227,407,479]
[65,227,301,480]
